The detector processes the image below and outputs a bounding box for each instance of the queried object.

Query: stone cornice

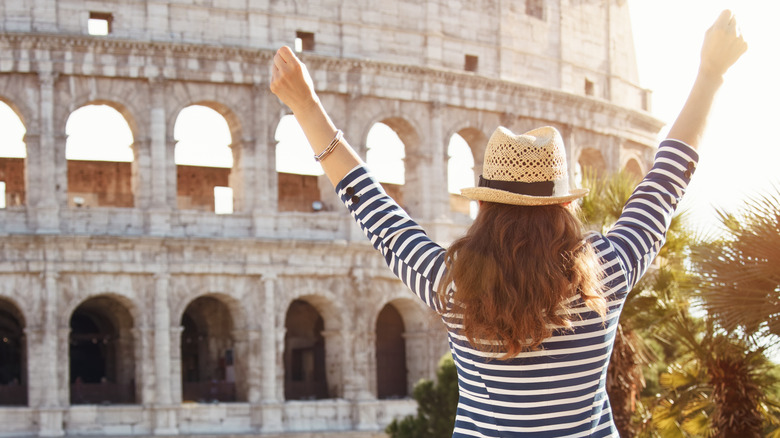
[1,33,661,125]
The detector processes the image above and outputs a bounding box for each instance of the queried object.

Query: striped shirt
[335,139,698,437]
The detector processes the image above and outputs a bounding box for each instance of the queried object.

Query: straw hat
[460,126,588,206]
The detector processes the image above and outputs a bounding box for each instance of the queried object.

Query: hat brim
[460,187,589,206]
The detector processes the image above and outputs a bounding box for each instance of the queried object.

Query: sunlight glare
[66,105,133,162]
[174,105,233,168]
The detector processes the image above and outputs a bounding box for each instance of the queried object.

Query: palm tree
[648,187,780,437]
[579,168,696,436]
[692,187,780,339]
[650,312,780,437]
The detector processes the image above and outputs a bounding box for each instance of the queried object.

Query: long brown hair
[437,201,606,359]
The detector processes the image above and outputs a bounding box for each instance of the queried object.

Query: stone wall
[0,0,663,436]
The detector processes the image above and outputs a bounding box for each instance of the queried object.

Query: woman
[270,10,746,437]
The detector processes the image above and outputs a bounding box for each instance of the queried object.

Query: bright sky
[627,0,780,235]
[1,2,778,230]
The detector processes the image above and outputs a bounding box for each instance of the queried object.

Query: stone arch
[446,126,487,217]
[274,114,324,212]
[578,147,607,177]
[372,296,431,397]
[0,99,28,208]
[282,292,344,400]
[375,303,406,399]
[173,101,242,213]
[283,299,327,400]
[363,115,422,214]
[64,101,137,208]
[623,157,644,181]
[68,294,137,405]
[179,293,248,403]
[0,297,27,406]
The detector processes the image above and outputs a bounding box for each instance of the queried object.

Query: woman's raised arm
[666,9,747,149]
[270,46,363,186]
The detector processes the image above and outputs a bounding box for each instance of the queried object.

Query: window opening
[66,104,134,208]
[526,0,545,20]
[585,79,595,96]
[275,115,324,212]
[88,12,112,36]
[295,31,315,52]
[464,55,479,73]
[214,186,233,214]
[284,300,328,400]
[448,133,477,218]
[174,105,233,213]
[376,304,408,399]
[0,101,26,208]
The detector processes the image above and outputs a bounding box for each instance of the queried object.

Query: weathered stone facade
[0,1,663,436]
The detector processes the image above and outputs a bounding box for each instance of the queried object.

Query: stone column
[132,326,155,405]
[152,273,177,435]
[322,329,344,398]
[133,138,152,209]
[428,102,449,221]
[251,83,277,237]
[29,72,61,233]
[146,79,172,236]
[168,326,183,404]
[404,331,433,392]
[258,273,283,433]
[230,328,250,402]
[229,137,250,213]
[38,270,64,436]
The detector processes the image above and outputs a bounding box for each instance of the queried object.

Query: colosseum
[0,0,663,436]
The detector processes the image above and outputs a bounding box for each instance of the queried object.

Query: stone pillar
[169,326,183,404]
[428,102,449,221]
[152,273,178,435]
[24,327,44,407]
[29,72,61,233]
[230,328,250,402]
[404,331,433,392]
[146,79,172,236]
[229,137,250,213]
[242,328,262,403]
[322,329,344,398]
[133,138,152,209]
[133,326,155,405]
[251,84,277,237]
[258,274,283,433]
[38,270,64,436]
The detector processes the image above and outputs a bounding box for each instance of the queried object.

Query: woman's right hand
[700,10,748,79]
[270,46,319,114]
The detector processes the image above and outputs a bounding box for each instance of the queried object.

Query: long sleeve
[335,165,448,312]
[604,139,699,291]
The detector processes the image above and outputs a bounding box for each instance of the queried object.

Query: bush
[385,354,458,438]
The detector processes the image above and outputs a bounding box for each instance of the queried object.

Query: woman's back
[333,138,699,436]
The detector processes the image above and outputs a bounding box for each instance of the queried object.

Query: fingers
[715,9,734,28]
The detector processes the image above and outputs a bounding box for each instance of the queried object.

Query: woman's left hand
[270,46,319,114]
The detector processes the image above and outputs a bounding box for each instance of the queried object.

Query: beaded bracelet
[314,129,343,162]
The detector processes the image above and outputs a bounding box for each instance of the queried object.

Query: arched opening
[624,158,643,181]
[447,132,477,218]
[375,304,407,399]
[0,101,26,208]
[175,105,234,214]
[275,115,324,212]
[69,296,136,404]
[366,121,406,208]
[66,104,135,208]
[284,299,327,400]
[578,148,607,178]
[0,298,26,406]
[180,296,239,402]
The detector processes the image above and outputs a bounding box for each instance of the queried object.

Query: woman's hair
[437,201,606,359]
